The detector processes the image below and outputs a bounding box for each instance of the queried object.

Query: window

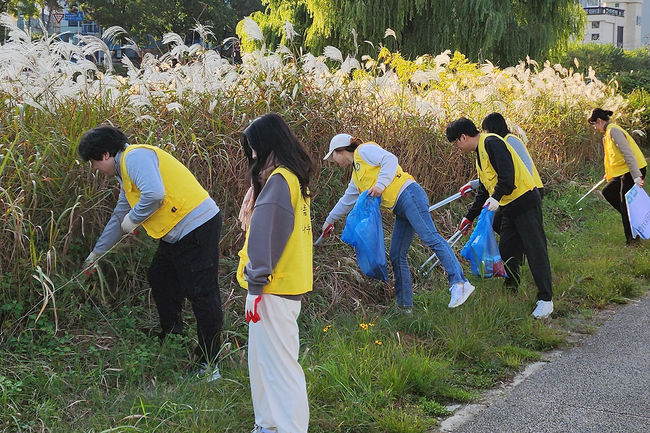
[614,2,620,7]
[591,33,600,40]
[82,22,99,34]
[592,21,600,29]
[637,16,642,26]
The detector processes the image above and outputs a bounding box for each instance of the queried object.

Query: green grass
[1,178,648,433]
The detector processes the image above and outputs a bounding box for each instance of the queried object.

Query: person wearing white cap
[321,134,475,313]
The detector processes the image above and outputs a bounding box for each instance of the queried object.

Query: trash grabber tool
[18,233,133,327]
[314,223,334,246]
[420,230,462,275]
[429,179,480,212]
[429,192,462,212]
[423,231,464,275]
[576,178,606,205]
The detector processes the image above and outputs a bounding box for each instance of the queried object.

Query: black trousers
[493,188,544,235]
[148,212,223,364]
[499,202,553,301]
[602,167,646,243]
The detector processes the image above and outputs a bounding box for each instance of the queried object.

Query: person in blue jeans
[321,133,475,313]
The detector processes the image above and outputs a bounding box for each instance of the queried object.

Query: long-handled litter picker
[429,179,480,212]
[429,192,462,212]
[420,179,480,274]
[20,233,133,330]
[420,230,463,276]
[576,178,607,205]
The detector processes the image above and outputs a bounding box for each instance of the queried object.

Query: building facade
[17,9,101,41]
[581,1,644,49]
[642,0,650,44]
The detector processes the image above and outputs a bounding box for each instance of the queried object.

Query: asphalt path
[438,294,650,433]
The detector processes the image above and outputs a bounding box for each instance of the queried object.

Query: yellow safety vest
[351,143,415,209]
[120,145,209,239]
[476,133,536,206]
[237,167,313,295]
[603,123,647,181]
[504,134,544,190]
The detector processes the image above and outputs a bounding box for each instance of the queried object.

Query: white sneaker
[250,426,277,433]
[532,300,553,319]
[448,281,475,308]
[197,362,221,382]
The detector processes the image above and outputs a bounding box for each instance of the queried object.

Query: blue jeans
[390,183,466,307]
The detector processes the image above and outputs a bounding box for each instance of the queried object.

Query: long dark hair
[481,112,510,137]
[241,113,314,200]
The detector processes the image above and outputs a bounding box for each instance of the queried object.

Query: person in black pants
[480,112,545,236]
[79,125,223,380]
[447,118,553,319]
[148,212,223,367]
[589,108,648,245]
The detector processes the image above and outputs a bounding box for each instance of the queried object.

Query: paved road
[439,294,650,433]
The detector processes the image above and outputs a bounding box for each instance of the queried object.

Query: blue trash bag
[341,191,389,282]
[460,208,507,278]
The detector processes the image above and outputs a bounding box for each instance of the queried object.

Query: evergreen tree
[248,0,586,65]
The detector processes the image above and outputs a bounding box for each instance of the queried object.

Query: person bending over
[446,118,553,319]
[322,133,475,314]
[79,125,223,380]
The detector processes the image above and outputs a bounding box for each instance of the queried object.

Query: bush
[555,42,650,94]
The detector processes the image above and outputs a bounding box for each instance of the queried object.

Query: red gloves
[459,217,473,235]
[245,294,262,323]
[459,182,473,197]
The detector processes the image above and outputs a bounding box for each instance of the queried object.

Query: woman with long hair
[321,134,475,314]
[589,108,647,245]
[237,113,314,433]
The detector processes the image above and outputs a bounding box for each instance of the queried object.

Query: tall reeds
[0,14,631,336]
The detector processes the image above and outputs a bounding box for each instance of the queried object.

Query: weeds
[1,187,648,432]
[1,14,648,433]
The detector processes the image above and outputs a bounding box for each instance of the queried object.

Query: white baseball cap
[323,133,352,160]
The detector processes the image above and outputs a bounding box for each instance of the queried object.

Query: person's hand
[322,221,334,237]
[634,176,644,188]
[368,185,384,197]
[458,217,473,235]
[245,294,262,323]
[483,197,499,211]
[459,182,474,197]
[82,251,99,276]
[121,214,139,234]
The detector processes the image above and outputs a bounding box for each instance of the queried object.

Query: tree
[231,0,263,20]
[1,0,12,14]
[79,0,241,44]
[6,0,64,33]
[247,0,586,66]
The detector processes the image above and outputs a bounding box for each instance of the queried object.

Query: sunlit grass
[1,14,649,433]
[2,183,649,432]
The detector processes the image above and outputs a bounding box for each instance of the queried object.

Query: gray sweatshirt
[610,127,642,179]
[505,135,535,178]
[326,144,414,224]
[244,173,301,299]
[92,146,219,253]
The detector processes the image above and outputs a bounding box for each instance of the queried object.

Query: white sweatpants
[248,294,309,433]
